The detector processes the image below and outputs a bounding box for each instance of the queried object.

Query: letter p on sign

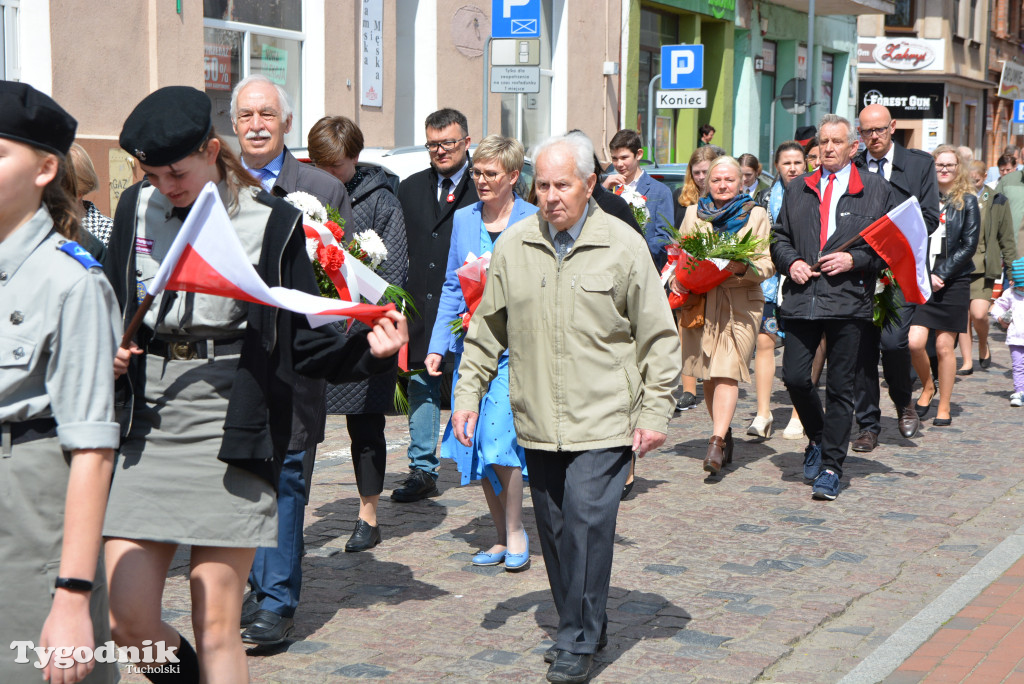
[661,45,704,90]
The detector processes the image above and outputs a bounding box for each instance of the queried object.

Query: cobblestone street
[136,334,1024,682]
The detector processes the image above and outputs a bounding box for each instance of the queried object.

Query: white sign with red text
[857,37,945,72]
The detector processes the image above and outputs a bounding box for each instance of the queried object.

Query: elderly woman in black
[909,145,979,426]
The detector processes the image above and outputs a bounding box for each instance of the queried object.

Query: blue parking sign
[661,45,704,90]
[1014,100,1024,124]
[492,0,541,38]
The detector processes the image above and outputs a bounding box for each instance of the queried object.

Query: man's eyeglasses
[470,169,504,181]
[424,137,467,152]
[935,163,958,171]
[860,126,890,138]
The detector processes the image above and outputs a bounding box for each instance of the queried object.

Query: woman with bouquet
[307,116,409,552]
[425,136,537,571]
[671,145,724,417]
[909,146,979,426]
[669,156,774,476]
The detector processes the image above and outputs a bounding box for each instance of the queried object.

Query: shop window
[1,0,19,81]
[821,54,834,114]
[638,8,679,149]
[885,0,915,31]
[204,2,304,150]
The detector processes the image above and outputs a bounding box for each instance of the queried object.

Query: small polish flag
[858,197,932,305]
[147,183,394,327]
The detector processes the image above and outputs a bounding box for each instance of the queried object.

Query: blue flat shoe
[504,533,530,572]
[472,548,507,566]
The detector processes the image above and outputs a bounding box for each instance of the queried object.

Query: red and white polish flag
[858,196,932,305]
[147,182,394,327]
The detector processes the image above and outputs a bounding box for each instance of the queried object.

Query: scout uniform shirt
[0,206,120,446]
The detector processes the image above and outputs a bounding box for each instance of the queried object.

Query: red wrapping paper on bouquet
[661,245,732,309]
[456,252,491,331]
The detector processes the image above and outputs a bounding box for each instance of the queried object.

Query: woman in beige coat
[669,155,774,476]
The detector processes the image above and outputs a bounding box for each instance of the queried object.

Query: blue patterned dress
[440,222,527,494]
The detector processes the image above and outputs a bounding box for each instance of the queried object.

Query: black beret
[119,86,212,166]
[0,81,77,156]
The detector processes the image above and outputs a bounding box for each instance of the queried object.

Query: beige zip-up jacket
[453,199,681,451]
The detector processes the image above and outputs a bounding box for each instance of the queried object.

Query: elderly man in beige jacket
[452,132,681,684]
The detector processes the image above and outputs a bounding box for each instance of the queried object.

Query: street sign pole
[482,36,492,138]
[647,74,661,160]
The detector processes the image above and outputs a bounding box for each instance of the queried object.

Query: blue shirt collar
[244,149,287,192]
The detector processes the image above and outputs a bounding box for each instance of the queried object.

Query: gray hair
[531,132,595,182]
[818,113,857,143]
[230,74,293,122]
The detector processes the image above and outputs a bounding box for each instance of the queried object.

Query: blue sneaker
[802,442,822,481]
[812,469,840,500]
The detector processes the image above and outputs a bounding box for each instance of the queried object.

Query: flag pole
[120,293,155,349]
[809,234,865,271]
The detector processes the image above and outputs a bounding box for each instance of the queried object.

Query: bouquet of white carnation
[613,185,651,228]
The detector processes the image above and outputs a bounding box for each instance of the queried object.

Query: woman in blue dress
[425,135,537,571]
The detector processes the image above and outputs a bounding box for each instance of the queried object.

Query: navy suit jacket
[427,196,538,357]
[634,172,675,270]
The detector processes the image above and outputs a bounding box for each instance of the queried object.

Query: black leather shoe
[851,431,878,453]
[547,651,594,683]
[956,367,973,376]
[980,354,992,370]
[345,519,381,552]
[241,610,294,646]
[898,405,920,439]
[240,591,260,628]
[544,629,607,663]
[390,470,439,502]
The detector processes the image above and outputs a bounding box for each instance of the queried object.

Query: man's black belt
[147,337,245,360]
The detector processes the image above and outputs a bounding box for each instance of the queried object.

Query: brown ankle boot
[704,435,727,474]
[724,428,734,464]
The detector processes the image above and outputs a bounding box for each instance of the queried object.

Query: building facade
[6,0,626,216]
[987,0,1024,164]
[857,0,991,155]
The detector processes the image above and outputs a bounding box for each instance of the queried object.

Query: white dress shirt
[867,145,895,181]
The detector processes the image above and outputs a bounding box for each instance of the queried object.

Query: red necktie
[820,172,836,248]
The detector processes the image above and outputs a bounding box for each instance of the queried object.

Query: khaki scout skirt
[103,354,277,547]
[0,434,117,682]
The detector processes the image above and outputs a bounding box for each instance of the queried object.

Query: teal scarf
[696,194,756,234]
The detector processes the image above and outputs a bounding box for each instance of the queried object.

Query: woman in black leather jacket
[909,146,980,426]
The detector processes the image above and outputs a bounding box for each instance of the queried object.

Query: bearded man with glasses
[391,108,479,502]
[849,103,940,453]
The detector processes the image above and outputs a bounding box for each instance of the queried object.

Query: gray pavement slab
[119,336,1024,682]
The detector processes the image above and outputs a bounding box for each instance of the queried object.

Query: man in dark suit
[773,113,896,501]
[391,108,479,502]
[850,104,940,452]
[601,129,675,270]
[230,74,354,645]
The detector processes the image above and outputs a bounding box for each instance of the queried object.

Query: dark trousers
[525,446,631,654]
[782,318,869,479]
[346,413,386,497]
[854,298,915,433]
[249,446,315,617]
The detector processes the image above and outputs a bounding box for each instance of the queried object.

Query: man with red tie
[771,114,897,501]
